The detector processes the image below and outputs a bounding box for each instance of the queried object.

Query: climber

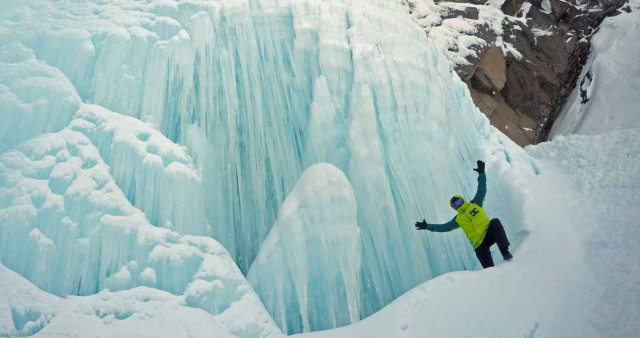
[415,160,513,268]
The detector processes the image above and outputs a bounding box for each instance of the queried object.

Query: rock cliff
[407,0,629,145]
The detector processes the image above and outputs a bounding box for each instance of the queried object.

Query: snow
[541,0,552,14]
[409,0,524,68]
[550,0,640,137]
[0,263,237,338]
[518,2,533,21]
[531,28,553,37]
[410,0,495,67]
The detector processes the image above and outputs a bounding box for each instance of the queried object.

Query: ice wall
[0,127,281,337]
[68,105,210,237]
[0,0,534,333]
[247,163,361,334]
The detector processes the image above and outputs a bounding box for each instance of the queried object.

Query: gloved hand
[473,160,485,174]
[415,219,428,230]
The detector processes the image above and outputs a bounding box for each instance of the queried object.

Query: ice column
[247,163,361,334]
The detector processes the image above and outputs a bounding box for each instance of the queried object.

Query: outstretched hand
[415,219,428,230]
[473,160,485,173]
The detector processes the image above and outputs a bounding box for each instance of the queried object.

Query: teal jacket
[427,173,487,233]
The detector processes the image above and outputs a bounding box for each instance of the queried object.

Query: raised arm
[415,217,459,232]
[471,161,486,207]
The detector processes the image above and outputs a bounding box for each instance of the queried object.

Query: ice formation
[0,53,81,153]
[68,105,209,236]
[248,163,361,333]
[0,0,535,334]
[0,125,281,337]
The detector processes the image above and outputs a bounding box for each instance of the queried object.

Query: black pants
[474,218,510,268]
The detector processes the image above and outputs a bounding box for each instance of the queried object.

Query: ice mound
[248,163,361,333]
[0,128,281,337]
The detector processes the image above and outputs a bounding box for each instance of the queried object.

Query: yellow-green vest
[455,202,491,249]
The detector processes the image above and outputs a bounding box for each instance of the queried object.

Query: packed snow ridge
[1,0,639,337]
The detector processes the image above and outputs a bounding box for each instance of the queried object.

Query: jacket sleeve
[427,217,459,232]
[471,172,487,207]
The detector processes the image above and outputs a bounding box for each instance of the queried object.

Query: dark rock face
[468,46,538,145]
[492,0,624,144]
[532,0,628,142]
[408,0,628,145]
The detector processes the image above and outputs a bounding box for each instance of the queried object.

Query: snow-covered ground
[1,264,237,337]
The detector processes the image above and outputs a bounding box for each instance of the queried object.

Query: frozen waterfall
[0,0,535,335]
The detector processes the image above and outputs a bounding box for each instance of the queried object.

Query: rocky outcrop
[500,0,627,143]
[469,46,538,145]
[407,0,628,145]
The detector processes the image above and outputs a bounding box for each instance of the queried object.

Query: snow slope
[301,127,640,337]
[550,0,640,137]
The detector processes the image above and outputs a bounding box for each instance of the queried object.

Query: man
[415,160,513,268]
